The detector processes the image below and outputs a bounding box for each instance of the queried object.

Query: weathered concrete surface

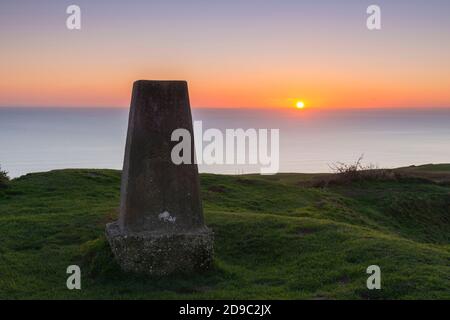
[119,80,203,234]
[106,222,213,275]
[106,80,213,275]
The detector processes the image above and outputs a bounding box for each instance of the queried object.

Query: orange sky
[1,1,450,109]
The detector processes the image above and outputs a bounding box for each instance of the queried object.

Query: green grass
[401,163,450,172]
[0,166,449,299]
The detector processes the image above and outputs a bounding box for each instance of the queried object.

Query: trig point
[106,80,213,275]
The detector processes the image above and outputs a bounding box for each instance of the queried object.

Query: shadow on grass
[78,236,231,296]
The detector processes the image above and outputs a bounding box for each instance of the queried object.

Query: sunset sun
[296,101,305,109]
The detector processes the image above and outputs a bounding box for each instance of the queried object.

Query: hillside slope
[0,166,449,299]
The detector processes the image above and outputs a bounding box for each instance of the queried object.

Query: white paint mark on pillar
[159,211,176,223]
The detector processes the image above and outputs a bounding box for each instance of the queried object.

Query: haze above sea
[0,107,449,178]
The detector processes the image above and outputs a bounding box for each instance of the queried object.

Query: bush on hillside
[0,165,9,189]
[312,155,399,187]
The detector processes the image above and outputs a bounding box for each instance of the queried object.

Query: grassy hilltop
[0,165,449,299]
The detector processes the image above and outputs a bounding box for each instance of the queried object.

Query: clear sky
[1,0,450,109]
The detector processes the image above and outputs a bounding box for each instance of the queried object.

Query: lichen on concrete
[106,221,214,275]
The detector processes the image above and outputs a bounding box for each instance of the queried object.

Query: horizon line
[1,105,450,110]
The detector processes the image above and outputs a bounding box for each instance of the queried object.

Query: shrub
[0,165,9,189]
[312,155,399,187]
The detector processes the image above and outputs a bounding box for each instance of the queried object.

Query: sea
[0,107,449,178]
